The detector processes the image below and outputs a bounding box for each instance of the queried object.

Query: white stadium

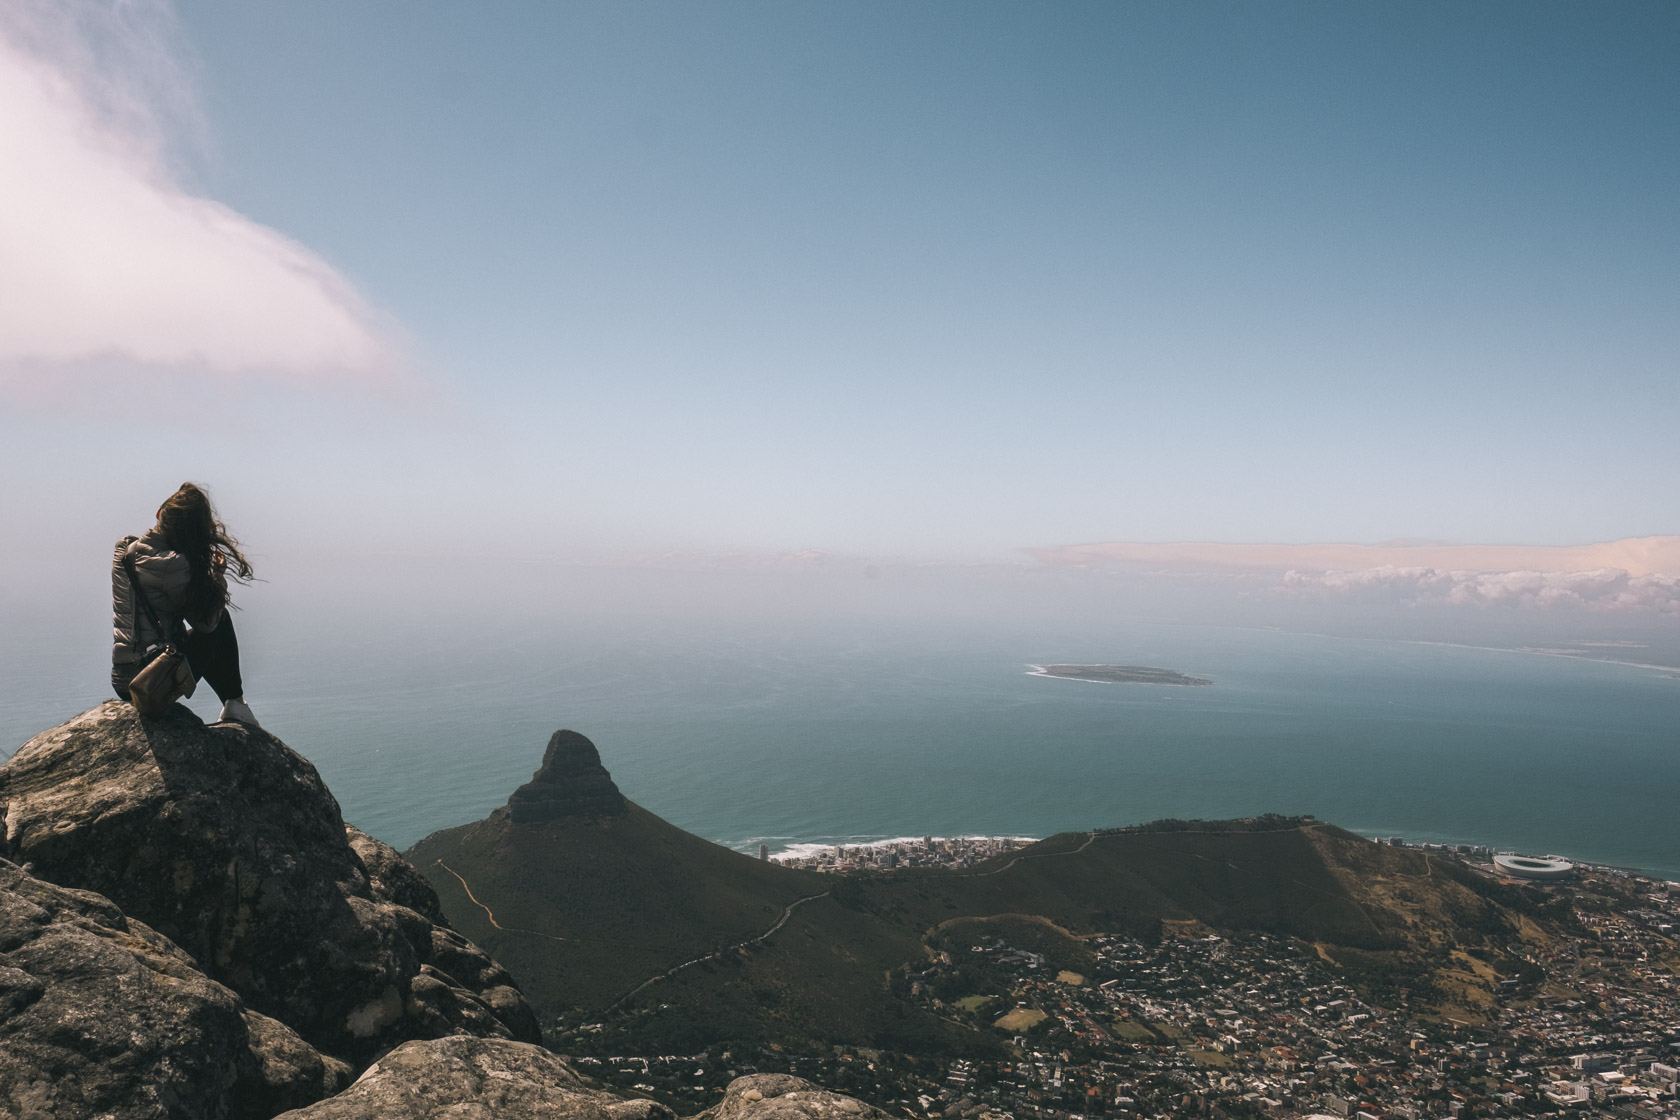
[1493,853,1576,880]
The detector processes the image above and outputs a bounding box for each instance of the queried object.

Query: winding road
[434,859,575,944]
[436,856,834,1009]
[961,830,1098,877]
[609,890,832,1008]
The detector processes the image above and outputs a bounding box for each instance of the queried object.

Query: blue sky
[2,1,1677,566]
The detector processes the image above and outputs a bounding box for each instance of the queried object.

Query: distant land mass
[1027,533,1680,576]
[1028,663,1213,686]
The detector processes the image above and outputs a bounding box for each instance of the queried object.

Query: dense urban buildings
[773,836,1037,872]
[578,849,1679,1120]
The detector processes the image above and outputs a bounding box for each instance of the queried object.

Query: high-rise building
[758,843,769,861]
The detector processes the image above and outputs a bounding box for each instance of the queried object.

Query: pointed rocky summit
[504,729,627,823]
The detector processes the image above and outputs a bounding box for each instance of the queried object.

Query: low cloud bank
[0,1,395,377]
[1282,566,1680,613]
[1028,536,1680,613]
[1030,536,1680,579]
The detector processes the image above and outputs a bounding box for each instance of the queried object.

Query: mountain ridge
[406,729,1552,1057]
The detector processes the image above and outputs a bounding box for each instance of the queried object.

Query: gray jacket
[111,531,223,665]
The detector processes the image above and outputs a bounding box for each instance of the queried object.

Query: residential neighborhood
[578,857,1679,1120]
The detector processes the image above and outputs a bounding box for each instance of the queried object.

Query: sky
[2,1,1678,599]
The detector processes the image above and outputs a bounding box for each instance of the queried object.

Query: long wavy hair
[155,483,254,624]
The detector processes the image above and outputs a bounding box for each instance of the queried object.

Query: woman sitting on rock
[111,482,260,727]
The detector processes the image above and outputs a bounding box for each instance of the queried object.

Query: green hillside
[858,818,1510,953]
[407,802,831,1014]
[410,743,1542,1058]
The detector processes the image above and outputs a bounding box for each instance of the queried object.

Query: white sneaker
[218,699,260,728]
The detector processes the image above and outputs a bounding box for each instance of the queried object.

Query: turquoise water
[6,612,1678,879]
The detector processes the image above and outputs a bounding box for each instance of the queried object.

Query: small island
[1028,663,1213,686]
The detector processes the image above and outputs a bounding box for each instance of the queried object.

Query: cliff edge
[0,703,541,1116]
[0,702,887,1120]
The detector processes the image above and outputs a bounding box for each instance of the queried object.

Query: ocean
[6,608,1678,880]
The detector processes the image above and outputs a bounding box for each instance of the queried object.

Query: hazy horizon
[4,5,1676,845]
[3,1,1677,571]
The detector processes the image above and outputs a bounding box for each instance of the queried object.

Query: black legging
[111,616,245,704]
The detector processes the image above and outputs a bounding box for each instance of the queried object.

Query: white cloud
[1027,535,1680,613]
[0,1,394,376]
[1028,536,1680,579]
[1282,566,1680,613]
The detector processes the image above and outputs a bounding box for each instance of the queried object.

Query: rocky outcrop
[267,1045,884,1120]
[0,702,888,1120]
[0,702,539,1065]
[504,729,626,823]
[345,824,544,1043]
[272,1036,672,1119]
[698,1076,892,1120]
[348,825,447,924]
[0,857,350,1120]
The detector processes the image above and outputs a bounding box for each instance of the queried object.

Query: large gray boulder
[0,857,351,1120]
[0,702,539,1063]
[346,825,543,1044]
[347,825,448,923]
[272,1036,672,1120]
[270,1041,890,1120]
[699,1076,893,1120]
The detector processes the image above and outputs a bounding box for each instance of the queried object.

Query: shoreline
[762,834,1043,862]
[1026,663,1214,686]
[725,832,1680,885]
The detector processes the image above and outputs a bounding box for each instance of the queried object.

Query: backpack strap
[121,553,174,654]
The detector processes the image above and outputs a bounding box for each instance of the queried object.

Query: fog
[8,537,1677,757]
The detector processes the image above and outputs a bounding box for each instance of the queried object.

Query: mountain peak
[506,729,626,823]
